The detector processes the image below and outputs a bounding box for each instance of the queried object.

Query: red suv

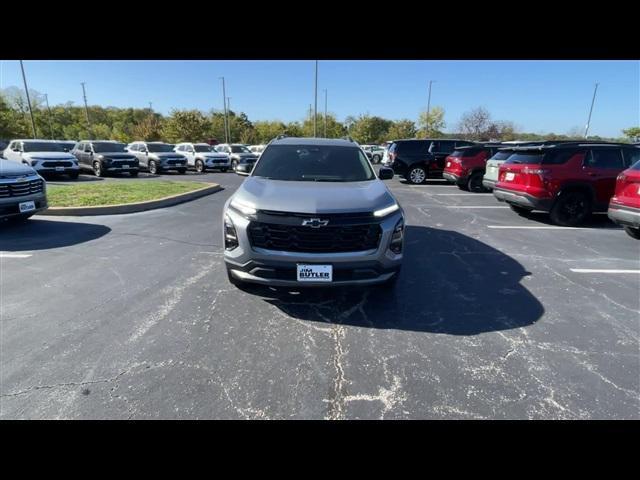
[442,143,502,192]
[493,142,639,226]
[608,155,640,239]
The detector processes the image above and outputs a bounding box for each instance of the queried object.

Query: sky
[1,60,638,138]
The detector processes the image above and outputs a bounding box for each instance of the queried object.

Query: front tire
[372,154,381,164]
[221,167,228,173]
[550,191,591,226]
[406,166,427,185]
[148,160,158,175]
[93,161,105,177]
[624,226,640,240]
[231,160,238,172]
[195,159,205,173]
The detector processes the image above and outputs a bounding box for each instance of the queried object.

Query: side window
[129,144,138,152]
[86,143,93,153]
[436,141,455,154]
[544,149,586,165]
[400,142,428,155]
[177,145,184,152]
[584,149,624,169]
[623,148,640,167]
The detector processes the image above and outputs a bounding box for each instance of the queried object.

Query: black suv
[388,139,476,184]
[71,140,139,177]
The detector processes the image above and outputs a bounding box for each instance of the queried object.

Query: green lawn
[47,181,209,207]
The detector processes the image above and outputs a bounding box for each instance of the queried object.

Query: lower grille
[248,221,381,253]
[42,161,73,168]
[0,179,44,198]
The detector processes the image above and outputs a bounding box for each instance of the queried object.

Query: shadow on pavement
[515,210,622,230]
[240,226,545,335]
[0,219,111,251]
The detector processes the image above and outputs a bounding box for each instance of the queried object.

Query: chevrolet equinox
[222,136,404,287]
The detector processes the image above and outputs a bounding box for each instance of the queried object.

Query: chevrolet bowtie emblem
[301,218,329,228]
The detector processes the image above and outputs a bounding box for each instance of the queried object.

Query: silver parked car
[0,158,48,222]
[3,139,80,179]
[127,141,188,174]
[222,136,404,288]
[174,142,230,173]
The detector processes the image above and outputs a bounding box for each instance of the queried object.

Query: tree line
[1,87,636,145]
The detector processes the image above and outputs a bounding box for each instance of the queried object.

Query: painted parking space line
[570,269,640,274]
[487,225,589,230]
[0,252,32,258]
[446,206,509,209]
[434,193,493,196]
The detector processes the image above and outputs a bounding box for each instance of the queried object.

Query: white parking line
[570,269,640,274]
[447,206,508,209]
[434,193,492,196]
[487,225,589,230]
[0,253,32,258]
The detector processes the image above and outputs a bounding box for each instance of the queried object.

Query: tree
[417,106,446,137]
[622,127,640,142]
[162,109,211,143]
[457,107,491,141]
[349,115,392,144]
[484,121,518,141]
[385,120,416,140]
[131,113,164,141]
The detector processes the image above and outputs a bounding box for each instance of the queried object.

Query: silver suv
[222,137,404,287]
[126,141,187,174]
[0,158,48,222]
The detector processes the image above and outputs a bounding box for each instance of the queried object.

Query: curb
[41,182,223,216]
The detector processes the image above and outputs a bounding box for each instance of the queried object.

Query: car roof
[508,141,632,151]
[80,139,121,142]
[11,138,62,143]
[270,136,358,147]
[392,138,473,143]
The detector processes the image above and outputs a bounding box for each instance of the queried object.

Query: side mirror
[378,167,394,180]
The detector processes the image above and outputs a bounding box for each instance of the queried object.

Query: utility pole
[219,77,229,144]
[148,102,153,111]
[44,93,54,139]
[584,82,599,139]
[81,82,92,139]
[226,97,231,142]
[314,60,318,137]
[324,89,328,138]
[426,80,434,136]
[19,60,37,139]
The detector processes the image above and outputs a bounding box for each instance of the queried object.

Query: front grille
[42,161,73,168]
[248,221,381,253]
[112,160,136,167]
[167,160,185,165]
[0,179,44,198]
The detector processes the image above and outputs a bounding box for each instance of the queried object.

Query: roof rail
[342,135,356,143]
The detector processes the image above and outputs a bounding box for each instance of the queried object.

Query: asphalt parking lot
[1,170,638,419]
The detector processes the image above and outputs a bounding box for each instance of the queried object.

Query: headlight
[230,198,257,216]
[224,213,239,250]
[389,218,404,254]
[373,203,399,217]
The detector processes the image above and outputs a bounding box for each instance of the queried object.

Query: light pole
[226,97,231,142]
[19,60,37,138]
[44,93,54,139]
[314,60,318,137]
[584,82,599,139]
[426,80,435,136]
[81,82,92,139]
[219,77,229,144]
[324,89,328,138]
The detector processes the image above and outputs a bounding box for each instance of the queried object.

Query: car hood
[98,153,136,159]
[200,152,228,159]
[232,153,258,159]
[0,158,37,177]
[23,152,76,160]
[234,176,396,214]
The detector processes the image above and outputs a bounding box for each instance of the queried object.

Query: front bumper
[493,187,552,211]
[160,161,187,170]
[235,163,255,173]
[223,207,404,287]
[34,165,79,175]
[206,159,231,169]
[608,203,640,228]
[0,192,48,218]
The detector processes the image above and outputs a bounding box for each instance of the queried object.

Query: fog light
[389,218,404,254]
[224,214,239,250]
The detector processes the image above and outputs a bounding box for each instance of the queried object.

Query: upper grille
[42,161,73,168]
[248,221,381,253]
[0,179,44,198]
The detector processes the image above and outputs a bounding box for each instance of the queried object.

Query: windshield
[23,142,65,152]
[93,142,127,153]
[505,152,544,164]
[231,145,251,153]
[252,145,376,182]
[147,143,175,152]
[194,145,212,152]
